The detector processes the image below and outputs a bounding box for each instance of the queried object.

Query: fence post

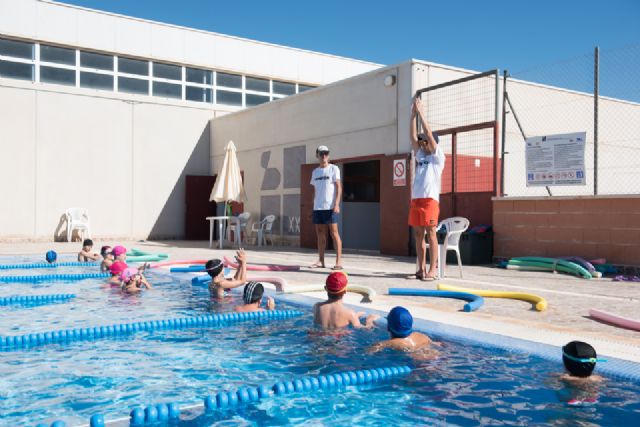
[500,70,508,197]
[594,46,599,195]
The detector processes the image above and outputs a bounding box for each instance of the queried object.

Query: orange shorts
[408,198,440,228]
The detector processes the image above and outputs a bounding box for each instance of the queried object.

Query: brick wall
[493,196,640,265]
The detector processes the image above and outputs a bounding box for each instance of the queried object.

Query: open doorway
[341,159,380,251]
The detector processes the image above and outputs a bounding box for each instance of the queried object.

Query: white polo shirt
[412,146,445,201]
[311,164,341,210]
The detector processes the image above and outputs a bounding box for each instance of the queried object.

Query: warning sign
[393,159,406,186]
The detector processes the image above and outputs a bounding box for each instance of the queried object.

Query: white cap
[316,145,329,153]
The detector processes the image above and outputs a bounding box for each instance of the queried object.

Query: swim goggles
[563,351,607,363]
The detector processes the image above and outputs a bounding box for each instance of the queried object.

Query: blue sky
[63,0,639,96]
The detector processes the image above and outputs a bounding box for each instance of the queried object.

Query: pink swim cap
[109,261,128,275]
[112,246,127,257]
[120,267,138,283]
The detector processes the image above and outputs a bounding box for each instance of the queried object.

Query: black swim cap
[205,259,224,277]
[243,281,264,304]
[562,341,597,377]
[83,239,93,247]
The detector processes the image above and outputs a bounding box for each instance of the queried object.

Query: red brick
[513,200,537,213]
[493,212,506,226]
[508,225,536,241]
[536,200,559,212]
[612,198,640,213]
[596,245,628,264]
[510,213,549,227]
[536,227,583,243]
[583,229,611,244]
[610,229,640,245]
[546,213,585,228]
[557,199,585,213]
[493,200,513,213]
[570,243,598,260]
[621,246,640,266]
[545,241,574,257]
[583,198,616,213]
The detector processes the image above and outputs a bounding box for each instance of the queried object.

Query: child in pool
[206,249,248,299]
[108,261,128,286]
[369,306,437,355]
[100,246,114,272]
[560,341,604,384]
[78,239,100,262]
[45,250,57,264]
[313,272,378,329]
[235,281,275,312]
[111,245,127,262]
[120,268,152,293]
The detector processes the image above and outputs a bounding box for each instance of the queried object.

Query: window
[80,72,113,90]
[40,45,75,66]
[186,67,212,85]
[153,62,181,80]
[298,84,316,93]
[245,76,269,92]
[0,38,33,59]
[216,90,242,106]
[217,72,241,89]
[153,81,181,99]
[118,57,148,76]
[273,80,295,95]
[246,93,269,107]
[186,86,212,103]
[342,160,380,203]
[118,77,148,95]
[0,60,33,81]
[40,66,75,86]
[80,51,113,71]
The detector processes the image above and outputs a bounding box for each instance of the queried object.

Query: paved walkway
[2,240,639,362]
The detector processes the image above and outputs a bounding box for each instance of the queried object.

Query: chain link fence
[502,44,640,197]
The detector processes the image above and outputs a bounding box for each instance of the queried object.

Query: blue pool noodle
[1,310,303,350]
[0,262,98,270]
[0,272,109,282]
[388,288,484,312]
[0,293,75,306]
[170,265,205,273]
[204,366,412,411]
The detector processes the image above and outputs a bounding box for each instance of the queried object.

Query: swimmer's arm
[140,276,152,289]
[217,277,246,290]
[349,312,379,329]
[266,296,275,310]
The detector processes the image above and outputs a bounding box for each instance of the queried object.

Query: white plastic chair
[65,208,91,242]
[251,215,276,246]
[436,217,470,278]
[227,212,251,247]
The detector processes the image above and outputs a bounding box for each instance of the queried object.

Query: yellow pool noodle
[437,283,547,312]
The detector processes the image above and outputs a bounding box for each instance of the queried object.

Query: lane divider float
[0,262,98,270]
[0,272,109,283]
[0,293,75,306]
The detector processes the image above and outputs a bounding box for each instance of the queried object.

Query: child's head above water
[45,250,57,264]
[120,267,140,284]
[325,272,348,299]
[101,246,112,259]
[562,341,602,377]
[111,246,127,259]
[387,306,413,338]
[205,259,224,278]
[82,239,93,250]
[109,261,128,277]
[243,281,264,304]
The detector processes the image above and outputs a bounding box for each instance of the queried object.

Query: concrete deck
[2,240,639,363]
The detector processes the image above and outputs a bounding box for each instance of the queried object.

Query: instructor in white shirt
[409,97,445,281]
[309,145,343,270]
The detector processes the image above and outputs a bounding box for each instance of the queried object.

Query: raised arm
[414,98,437,154]
[410,97,420,151]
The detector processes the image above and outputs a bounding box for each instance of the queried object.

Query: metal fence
[502,44,640,197]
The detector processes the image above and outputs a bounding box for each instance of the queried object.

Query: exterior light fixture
[384,75,396,87]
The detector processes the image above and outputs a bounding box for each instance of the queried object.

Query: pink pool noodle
[589,309,640,332]
[223,256,300,272]
[150,259,208,268]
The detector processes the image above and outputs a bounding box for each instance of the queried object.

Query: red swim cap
[326,272,348,294]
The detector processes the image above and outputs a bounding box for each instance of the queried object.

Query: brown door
[185,175,217,240]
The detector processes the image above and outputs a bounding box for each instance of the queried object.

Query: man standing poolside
[409,97,445,281]
[310,145,343,270]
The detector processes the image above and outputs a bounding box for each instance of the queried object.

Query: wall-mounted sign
[526,132,586,186]
[393,159,406,186]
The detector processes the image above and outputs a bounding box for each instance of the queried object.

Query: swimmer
[235,281,275,312]
[313,272,378,329]
[560,341,604,384]
[45,250,57,264]
[108,261,128,286]
[78,239,100,262]
[206,249,248,299]
[100,246,114,272]
[120,267,152,294]
[370,306,436,354]
[111,245,127,262]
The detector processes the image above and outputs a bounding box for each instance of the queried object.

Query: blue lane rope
[0,272,109,283]
[0,293,75,306]
[204,366,412,411]
[388,288,484,312]
[0,262,98,270]
[2,310,303,350]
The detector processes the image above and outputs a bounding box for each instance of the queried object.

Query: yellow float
[437,283,547,311]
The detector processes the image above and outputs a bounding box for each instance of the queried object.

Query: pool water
[0,255,639,426]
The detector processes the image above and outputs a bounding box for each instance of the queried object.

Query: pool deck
[2,240,639,364]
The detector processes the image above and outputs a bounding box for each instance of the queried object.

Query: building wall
[0,80,217,240]
[493,196,640,265]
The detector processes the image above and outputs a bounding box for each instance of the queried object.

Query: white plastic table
[206,216,241,249]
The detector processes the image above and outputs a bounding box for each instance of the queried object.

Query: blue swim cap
[387,306,413,338]
[46,250,57,263]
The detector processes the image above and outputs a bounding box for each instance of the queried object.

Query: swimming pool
[1,255,639,426]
